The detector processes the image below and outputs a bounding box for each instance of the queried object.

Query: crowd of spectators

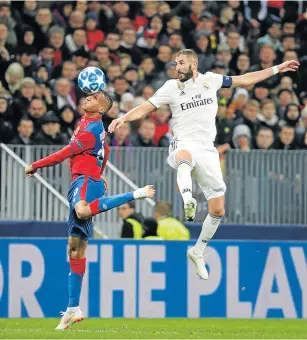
[0,0,307,153]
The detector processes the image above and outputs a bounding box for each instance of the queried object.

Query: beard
[178,65,193,82]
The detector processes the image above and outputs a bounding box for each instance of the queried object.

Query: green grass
[0,318,306,339]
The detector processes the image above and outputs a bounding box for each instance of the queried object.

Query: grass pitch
[0,318,306,339]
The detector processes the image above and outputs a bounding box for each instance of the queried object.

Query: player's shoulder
[161,79,178,89]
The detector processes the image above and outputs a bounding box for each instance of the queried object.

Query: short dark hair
[114,76,127,83]
[127,201,136,209]
[100,90,113,113]
[257,126,273,135]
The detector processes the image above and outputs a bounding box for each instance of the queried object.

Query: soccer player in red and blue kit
[25,90,155,330]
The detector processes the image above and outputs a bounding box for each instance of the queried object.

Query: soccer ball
[78,67,106,94]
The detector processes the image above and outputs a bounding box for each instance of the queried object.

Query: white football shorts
[167,140,226,200]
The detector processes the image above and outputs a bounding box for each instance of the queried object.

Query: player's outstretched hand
[25,164,37,177]
[278,60,300,73]
[108,117,125,133]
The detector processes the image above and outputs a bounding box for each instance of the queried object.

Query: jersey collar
[184,72,200,85]
[83,114,102,122]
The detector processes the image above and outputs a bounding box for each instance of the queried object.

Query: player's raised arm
[108,101,156,133]
[25,131,96,177]
[231,60,300,88]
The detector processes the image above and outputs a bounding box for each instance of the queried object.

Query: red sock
[70,258,86,275]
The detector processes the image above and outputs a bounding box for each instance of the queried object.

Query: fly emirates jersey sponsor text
[148,72,232,143]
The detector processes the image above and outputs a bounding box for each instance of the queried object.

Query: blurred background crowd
[0,0,307,154]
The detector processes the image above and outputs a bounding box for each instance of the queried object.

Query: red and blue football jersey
[32,115,109,181]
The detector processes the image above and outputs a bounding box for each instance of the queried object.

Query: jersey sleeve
[206,72,232,90]
[32,131,96,170]
[147,81,172,108]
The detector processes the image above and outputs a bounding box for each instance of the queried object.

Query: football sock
[89,192,134,216]
[177,161,193,204]
[194,214,223,254]
[68,258,86,308]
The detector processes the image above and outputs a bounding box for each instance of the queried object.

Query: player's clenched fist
[25,164,37,177]
[108,117,125,133]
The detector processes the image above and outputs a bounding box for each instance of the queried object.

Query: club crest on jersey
[203,81,209,90]
[177,81,185,90]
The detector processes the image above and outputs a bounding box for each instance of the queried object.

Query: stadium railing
[1,145,306,227]
[0,144,155,238]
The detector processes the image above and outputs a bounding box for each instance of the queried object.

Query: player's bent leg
[55,236,87,331]
[188,195,225,280]
[175,150,197,221]
[87,185,155,217]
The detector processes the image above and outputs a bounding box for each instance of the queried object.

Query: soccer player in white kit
[109,49,299,279]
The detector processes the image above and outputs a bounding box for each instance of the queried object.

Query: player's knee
[68,245,84,259]
[75,204,91,220]
[175,150,192,164]
[209,208,225,217]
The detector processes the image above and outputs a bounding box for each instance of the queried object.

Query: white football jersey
[148,72,231,143]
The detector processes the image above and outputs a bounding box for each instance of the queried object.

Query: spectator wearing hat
[258,99,280,136]
[34,111,69,145]
[254,127,274,150]
[85,12,104,51]
[119,28,141,65]
[10,117,36,145]
[137,29,158,58]
[194,30,215,73]
[49,25,71,67]
[0,96,12,143]
[232,124,252,151]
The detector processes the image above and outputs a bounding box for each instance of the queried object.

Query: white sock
[194,214,223,255]
[66,306,80,313]
[177,161,193,204]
